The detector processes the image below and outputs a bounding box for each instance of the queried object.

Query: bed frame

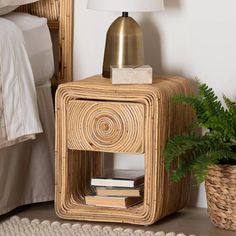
[17,0,74,84]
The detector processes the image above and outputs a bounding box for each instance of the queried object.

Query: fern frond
[224,95,236,116]
[199,83,224,117]
[172,84,236,140]
[192,147,236,183]
[223,95,236,137]
[164,133,220,171]
[172,95,204,117]
[164,133,201,171]
[164,82,236,184]
[169,143,236,183]
[171,156,196,182]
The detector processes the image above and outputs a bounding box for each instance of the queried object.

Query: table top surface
[59,75,193,93]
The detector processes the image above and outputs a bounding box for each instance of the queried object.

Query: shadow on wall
[139,17,163,75]
[104,152,114,170]
[162,0,186,76]
[140,17,184,76]
[140,0,201,208]
[139,0,183,75]
[164,0,182,9]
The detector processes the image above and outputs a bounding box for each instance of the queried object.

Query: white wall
[73,0,236,208]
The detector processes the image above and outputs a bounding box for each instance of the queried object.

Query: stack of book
[85,169,144,208]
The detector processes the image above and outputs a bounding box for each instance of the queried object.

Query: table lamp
[87,0,164,78]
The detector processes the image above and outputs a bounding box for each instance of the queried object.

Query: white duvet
[0,18,42,148]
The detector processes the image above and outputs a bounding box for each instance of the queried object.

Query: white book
[91,169,144,188]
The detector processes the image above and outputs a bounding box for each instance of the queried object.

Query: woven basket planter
[205,165,236,231]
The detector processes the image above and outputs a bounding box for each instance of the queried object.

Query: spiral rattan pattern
[205,165,236,231]
[55,75,194,225]
[68,100,144,153]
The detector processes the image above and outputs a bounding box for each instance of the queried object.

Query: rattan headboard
[17,0,73,84]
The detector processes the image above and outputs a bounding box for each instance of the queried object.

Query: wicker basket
[205,165,236,231]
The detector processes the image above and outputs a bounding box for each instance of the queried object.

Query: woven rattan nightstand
[55,75,194,225]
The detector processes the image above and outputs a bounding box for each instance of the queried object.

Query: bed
[0,0,73,215]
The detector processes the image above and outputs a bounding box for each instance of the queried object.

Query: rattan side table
[55,75,194,225]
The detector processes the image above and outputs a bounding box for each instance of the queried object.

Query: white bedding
[0,12,55,216]
[0,18,42,148]
[4,13,55,86]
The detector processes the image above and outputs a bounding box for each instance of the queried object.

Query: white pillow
[0,0,38,16]
[5,13,55,85]
[0,6,18,16]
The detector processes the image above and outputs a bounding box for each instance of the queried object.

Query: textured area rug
[0,216,195,236]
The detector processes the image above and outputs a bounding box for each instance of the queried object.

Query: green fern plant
[164,82,236,183]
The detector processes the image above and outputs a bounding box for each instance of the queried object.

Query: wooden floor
[0,202,234,236]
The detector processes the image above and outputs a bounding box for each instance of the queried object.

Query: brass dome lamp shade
[87,0,164,78]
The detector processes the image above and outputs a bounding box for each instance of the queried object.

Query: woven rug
[0,216,195,236]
